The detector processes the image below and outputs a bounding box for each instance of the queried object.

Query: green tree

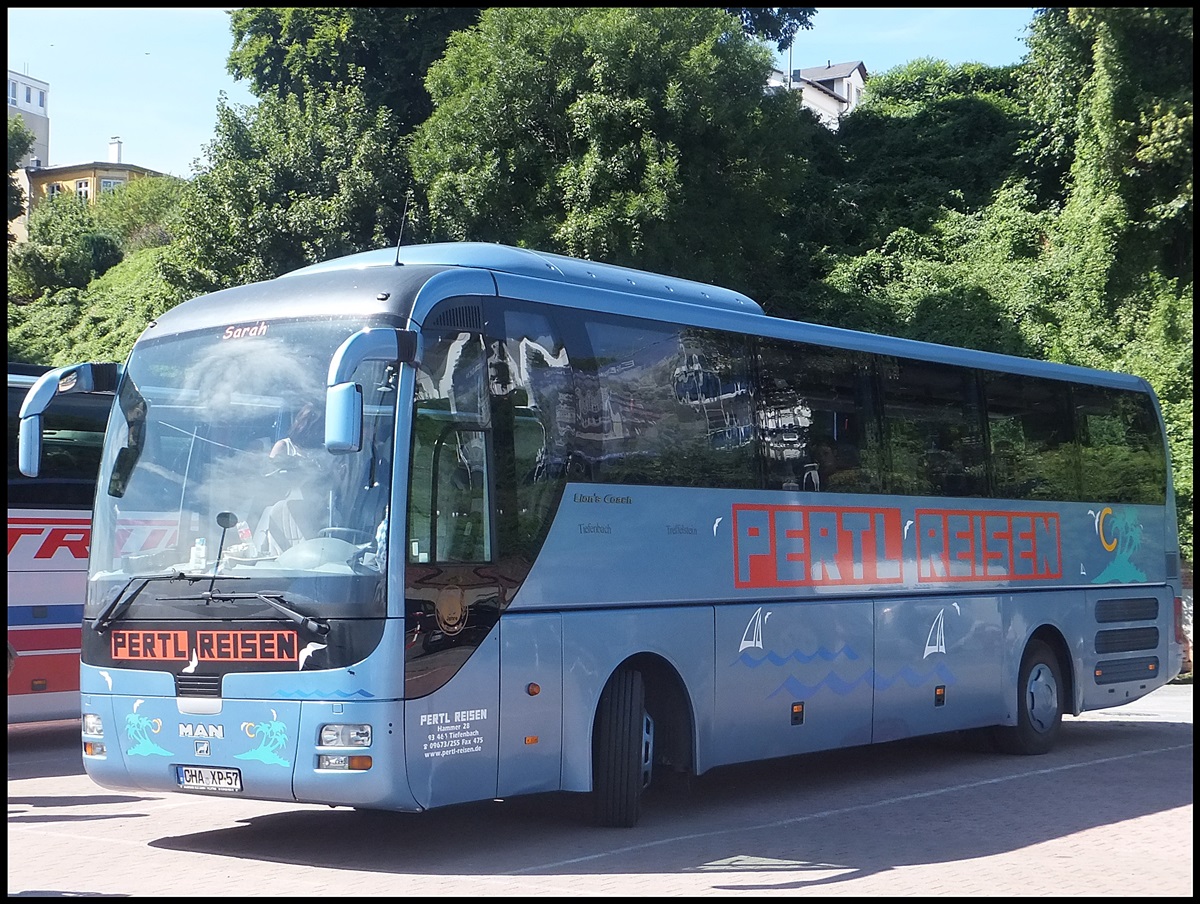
[724,7,816,50]
[409,6,839,300]
[7,245,184,366]
[7,115,35,240]
[1017,7,1091,204]
[164,82,409,296]
[225,8,815,126]
[6,286,86,365]
[226,7,483,131]
[93,175,188,252]
[835,58,1027,250]
[8,194,122,302]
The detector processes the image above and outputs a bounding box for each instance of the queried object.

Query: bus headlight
[82,713,106,756]
[319,723,372,747]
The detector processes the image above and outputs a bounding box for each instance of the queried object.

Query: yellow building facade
[10,158,165,243]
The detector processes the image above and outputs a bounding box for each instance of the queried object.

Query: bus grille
[175,674,222,697]
[1095,627,1159,654]
[1093,657,1159,685]
[1094,597,1158,622]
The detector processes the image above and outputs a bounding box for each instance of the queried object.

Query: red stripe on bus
[7,651,81,695]
[8,518,91,525]
[9,627,83,653]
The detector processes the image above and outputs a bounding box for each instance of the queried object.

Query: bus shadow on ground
[148,717,1193,886]
[6,720,86,781]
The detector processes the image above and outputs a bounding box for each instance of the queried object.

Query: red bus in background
[7,363,111,722]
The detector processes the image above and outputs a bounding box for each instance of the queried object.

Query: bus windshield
[86,319,396,619]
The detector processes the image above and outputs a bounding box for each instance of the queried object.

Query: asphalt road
[7,683,1193,897]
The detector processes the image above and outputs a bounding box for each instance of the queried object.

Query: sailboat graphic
[740,607,765,652]
[923,608,946,659]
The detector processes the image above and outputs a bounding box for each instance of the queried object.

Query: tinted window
[408,328,492,565]
[881,358,987,497]
[756,339,882,493]
[1074,385,1166,504]
[487,304,574,559]
[983,372,1079,501]
[573,314,756,488]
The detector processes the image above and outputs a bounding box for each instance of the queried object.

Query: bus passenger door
[403,324,504,809]
[402,424,503,809]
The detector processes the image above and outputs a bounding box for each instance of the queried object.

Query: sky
[8,7,1036,179]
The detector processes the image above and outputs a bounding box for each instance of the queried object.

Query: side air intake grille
[1094,627,1159,654]
[433,304,483,332]
[175,674,222,697]
[1095,597,1158,623]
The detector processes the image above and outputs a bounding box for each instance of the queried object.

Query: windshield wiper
[93,572,187,633]
[183,588,330,638]
[255,592,331,638]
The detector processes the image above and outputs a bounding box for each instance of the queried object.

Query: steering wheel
[318,527,373,544]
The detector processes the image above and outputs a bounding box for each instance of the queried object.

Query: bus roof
[151,243,1153,397]
[280,242,765,316]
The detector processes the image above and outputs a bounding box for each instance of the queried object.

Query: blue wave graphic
[767,661,957,698]
[275,689,376,699]
[734,644,861,668]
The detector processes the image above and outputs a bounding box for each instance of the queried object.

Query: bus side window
[882,358,987,498]
[1074,385,1166,505]
[487,305,574,562]
[984,372,1078,501]
[756,340,879,493]
[409,327,493,565]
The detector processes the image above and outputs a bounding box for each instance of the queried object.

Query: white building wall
[7,69,50,166]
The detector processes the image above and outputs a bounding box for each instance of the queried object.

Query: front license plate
[176,765,242,792]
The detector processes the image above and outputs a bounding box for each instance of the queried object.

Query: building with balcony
[768,60,869,130]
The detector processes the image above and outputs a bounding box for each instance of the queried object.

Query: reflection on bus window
[572,314,756,488]
[408,329,492,565]
[757,339,881,493]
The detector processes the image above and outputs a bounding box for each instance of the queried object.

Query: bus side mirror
[324,328,417,454]
[325,382,364,453]
[18,415,43,478]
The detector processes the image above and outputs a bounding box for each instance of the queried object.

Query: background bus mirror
[326,381,364,453]
[56,362,121,394]
[17,415,43,478]
[18,362,120,477]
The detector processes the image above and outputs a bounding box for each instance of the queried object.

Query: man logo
[194,740,211,757]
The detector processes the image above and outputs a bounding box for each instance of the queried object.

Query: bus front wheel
[592,667,653,828]
[993,638,1063,756]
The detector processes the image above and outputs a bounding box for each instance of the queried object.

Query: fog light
[82,713,104,737]
[83,740,107,757]
[318,754,372,770]
[319,723,372,746]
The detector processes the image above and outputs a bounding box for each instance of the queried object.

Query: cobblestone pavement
[8,684,1192,897]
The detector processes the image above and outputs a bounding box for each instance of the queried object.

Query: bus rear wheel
[993,638,1063,756]
[592,667,654,828]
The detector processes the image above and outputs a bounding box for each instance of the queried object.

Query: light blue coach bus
[19,243,1186,827]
